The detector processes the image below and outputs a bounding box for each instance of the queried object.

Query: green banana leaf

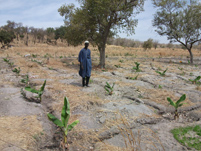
[67,120,79,131]
[47,113,64,128]
[40,80,46,92]
[61,97,70,128]
[25,86,39,94]
[167,97,176,107]
[176,94,186,108]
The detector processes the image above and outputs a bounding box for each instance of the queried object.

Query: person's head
[84,41,89,48]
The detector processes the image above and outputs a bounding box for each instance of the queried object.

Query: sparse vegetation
[104,82,115,95]
[156,68,168,76]
[12,67,21,76]
[167,94,186,119]
[171,125,201,150]
[21,74,29,86]
[24,80,46,102]
[189,76,201,84]
[47,97,79,150]
[132,62,141,72]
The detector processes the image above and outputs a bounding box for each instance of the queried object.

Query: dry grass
[0,115,43,151]
[1,43,201,150]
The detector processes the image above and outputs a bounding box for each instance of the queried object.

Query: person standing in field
[78,41,92,87]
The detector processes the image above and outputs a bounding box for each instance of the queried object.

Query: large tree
[152,0,201,64]
[58,0,144,68]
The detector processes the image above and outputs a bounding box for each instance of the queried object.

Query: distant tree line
[0,20,67,48]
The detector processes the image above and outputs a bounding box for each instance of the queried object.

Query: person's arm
[78,50,84,69]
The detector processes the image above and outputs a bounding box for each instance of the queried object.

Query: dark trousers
[82,77,90,87]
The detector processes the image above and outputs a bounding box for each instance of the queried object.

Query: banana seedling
[189,76,201,84]
[47,97,79,150]
[155,68,168,76]
[12,67,21,76]
[104,82,115,95]
[167,94,186,119]
[24,80,46,102]
[133,62,141,72]
[127,74,139,80]
[3,58,9,63]
[21,74,29,86]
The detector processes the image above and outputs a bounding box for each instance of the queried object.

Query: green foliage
[0,30,16,47]
[24,80,46,102]
[152,0,201,64]
[133,62,141,72]
[21,74,29,86]
[119,60,124,63]
[178,67,183,71]
[114,64,121,68]
[155,68,168,76]
[3,57,14,67]
[127,74,139,80]
[171,125,201,150]
[32,54,37,58]
[3,58,9,63]
[158,85,162,89]
[47,97,79,146]
[104,82,115,95]
[143,38,153,50]
[189,76,201,84]
[12,67,20,75]
[167,94,186,119]
[58,0,144,68]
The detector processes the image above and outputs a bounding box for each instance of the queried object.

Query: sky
[0,0,169,43]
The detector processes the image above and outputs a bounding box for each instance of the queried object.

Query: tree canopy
[58,0,144,68]
[152,0,201,63]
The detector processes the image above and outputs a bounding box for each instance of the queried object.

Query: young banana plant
[133,62,141,72]
[104,82,115,95]
[47,97,79,150]
[24,80,46,102]
[21,74,29,86]
[12,67,21,76]
[167,94,186,119]
[156,68,168,76]
[189,76,201,84]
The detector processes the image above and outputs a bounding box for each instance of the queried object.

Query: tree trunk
[98,45,106,68]
[188,48,193,64]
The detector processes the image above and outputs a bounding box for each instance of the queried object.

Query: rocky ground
[0,46,201,151]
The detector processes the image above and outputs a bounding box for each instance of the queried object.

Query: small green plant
[47,97,79,150]
[189,72,194,76]
[189,76,201,84]
[12,67,21,75]
[3,58,10,63]
[178,67,183,71]
[32,54,37,58]
[21,74,29,86]
[104,82,115,95]
[158,85,162,89]
[155,68,168,76]
[132,62,141,72]
[119,60,124,63]
[60,56,63,58]
[24,80,46,102]
[171,125,201,150]
[8,62,14,67]
[167,94,186,119]
[127,74,139,80]
[31,59,42,65]
[195,64,198,67]
[114,64,121,68]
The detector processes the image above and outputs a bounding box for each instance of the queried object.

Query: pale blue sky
[0,0,169,43]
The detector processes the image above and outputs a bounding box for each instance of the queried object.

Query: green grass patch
[171,125,201,150]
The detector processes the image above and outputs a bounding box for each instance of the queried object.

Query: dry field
[0,43,201,151]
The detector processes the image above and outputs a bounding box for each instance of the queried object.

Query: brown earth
[0,43,201,151]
